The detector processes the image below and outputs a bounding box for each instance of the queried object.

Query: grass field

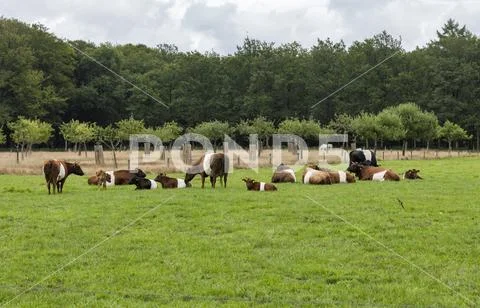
[1,158,479,306]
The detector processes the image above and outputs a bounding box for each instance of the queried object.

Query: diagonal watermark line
[67,42,169,109]
[2,196,175,307]
[304,195,475,306]
[311,50,401,110]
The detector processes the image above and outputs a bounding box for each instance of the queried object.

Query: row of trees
[1,17,480,148]
[330,103,470,154]
[3,104,470,161]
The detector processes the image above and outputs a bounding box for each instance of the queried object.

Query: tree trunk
[402,140,407,156]
[366,139,369,149]
[84,142,88,157]
[413,139,417,150]
[65,140,68,152]
[448,140,452,154]
[110,141,118,168]
[374,139,378,153]
[426,140,430,152]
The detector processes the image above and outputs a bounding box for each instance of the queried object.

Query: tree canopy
[1,17,479,150]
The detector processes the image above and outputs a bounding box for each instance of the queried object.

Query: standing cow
[349,149,378,167]
[43,160,85,194]
[185,153,229,188]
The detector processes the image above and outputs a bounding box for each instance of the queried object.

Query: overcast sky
[2,0,479,54]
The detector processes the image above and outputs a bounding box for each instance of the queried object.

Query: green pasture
[0,158,479,307]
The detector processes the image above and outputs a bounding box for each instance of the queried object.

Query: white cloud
[1,0,479,53]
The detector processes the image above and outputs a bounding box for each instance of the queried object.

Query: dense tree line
[0,17,479,149]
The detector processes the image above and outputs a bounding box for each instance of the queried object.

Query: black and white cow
[349,149,378,167]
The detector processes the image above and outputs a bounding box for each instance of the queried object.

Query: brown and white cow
[302,168,332,185]
[326,171,356,184]
[347,163,400,181]
[43,159,85,194]
[87,168,146,186]
[271,163,296,183]
[154,173,191,189]
[185,153,229,188]
[242,178,277,191]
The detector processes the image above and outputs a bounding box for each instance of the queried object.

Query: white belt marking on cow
[364,150,372,162]
[283,169,296,182]
[106,171,115,186]
[304,170,314,184]
[149,179,158,189]
[177,179,187,188]
[260,182,266,191]
[203,152,214,176]
[402,173,406,180]
[338,171,347,183]
[57,162,66,181]
[372,170,387,181]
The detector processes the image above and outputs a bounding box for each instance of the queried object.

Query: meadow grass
[0,158,479,307]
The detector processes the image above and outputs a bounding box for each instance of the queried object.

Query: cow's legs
[223,173,228,188]
[47,181,51,195]
[210,176,216,188]
[58,180,65,193]
[201,175,205,189]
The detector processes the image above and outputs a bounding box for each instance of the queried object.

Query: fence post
[397,151,399,160]
[94,144,105,166]
[223,141,229,155]
[183,143,192,165]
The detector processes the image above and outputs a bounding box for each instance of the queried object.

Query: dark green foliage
[1,17,480,149]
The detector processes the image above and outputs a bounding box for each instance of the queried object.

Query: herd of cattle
[42,149,422,194]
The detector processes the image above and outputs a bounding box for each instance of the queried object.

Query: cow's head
[134,168,147,178]
[404,169,422,180]
[72,162,85,176]
[242,177,256,188]
[184,172,196,183]
[347,163,364,177]
[154,173,167,182]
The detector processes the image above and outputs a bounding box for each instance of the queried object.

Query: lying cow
[349,149,378,167]
[128,176,158,190]
[242,178,277,191]
[347,163,400,181]
[271,163,296,183]
[154,173,191,188]
[43,159,84,194]
[403,169,422,180]
[303,168,355,185]
[87,168,146,186]
[326,171,356,183]
[302,168,332,185]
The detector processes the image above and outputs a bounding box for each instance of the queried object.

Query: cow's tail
[43,160,54,181]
